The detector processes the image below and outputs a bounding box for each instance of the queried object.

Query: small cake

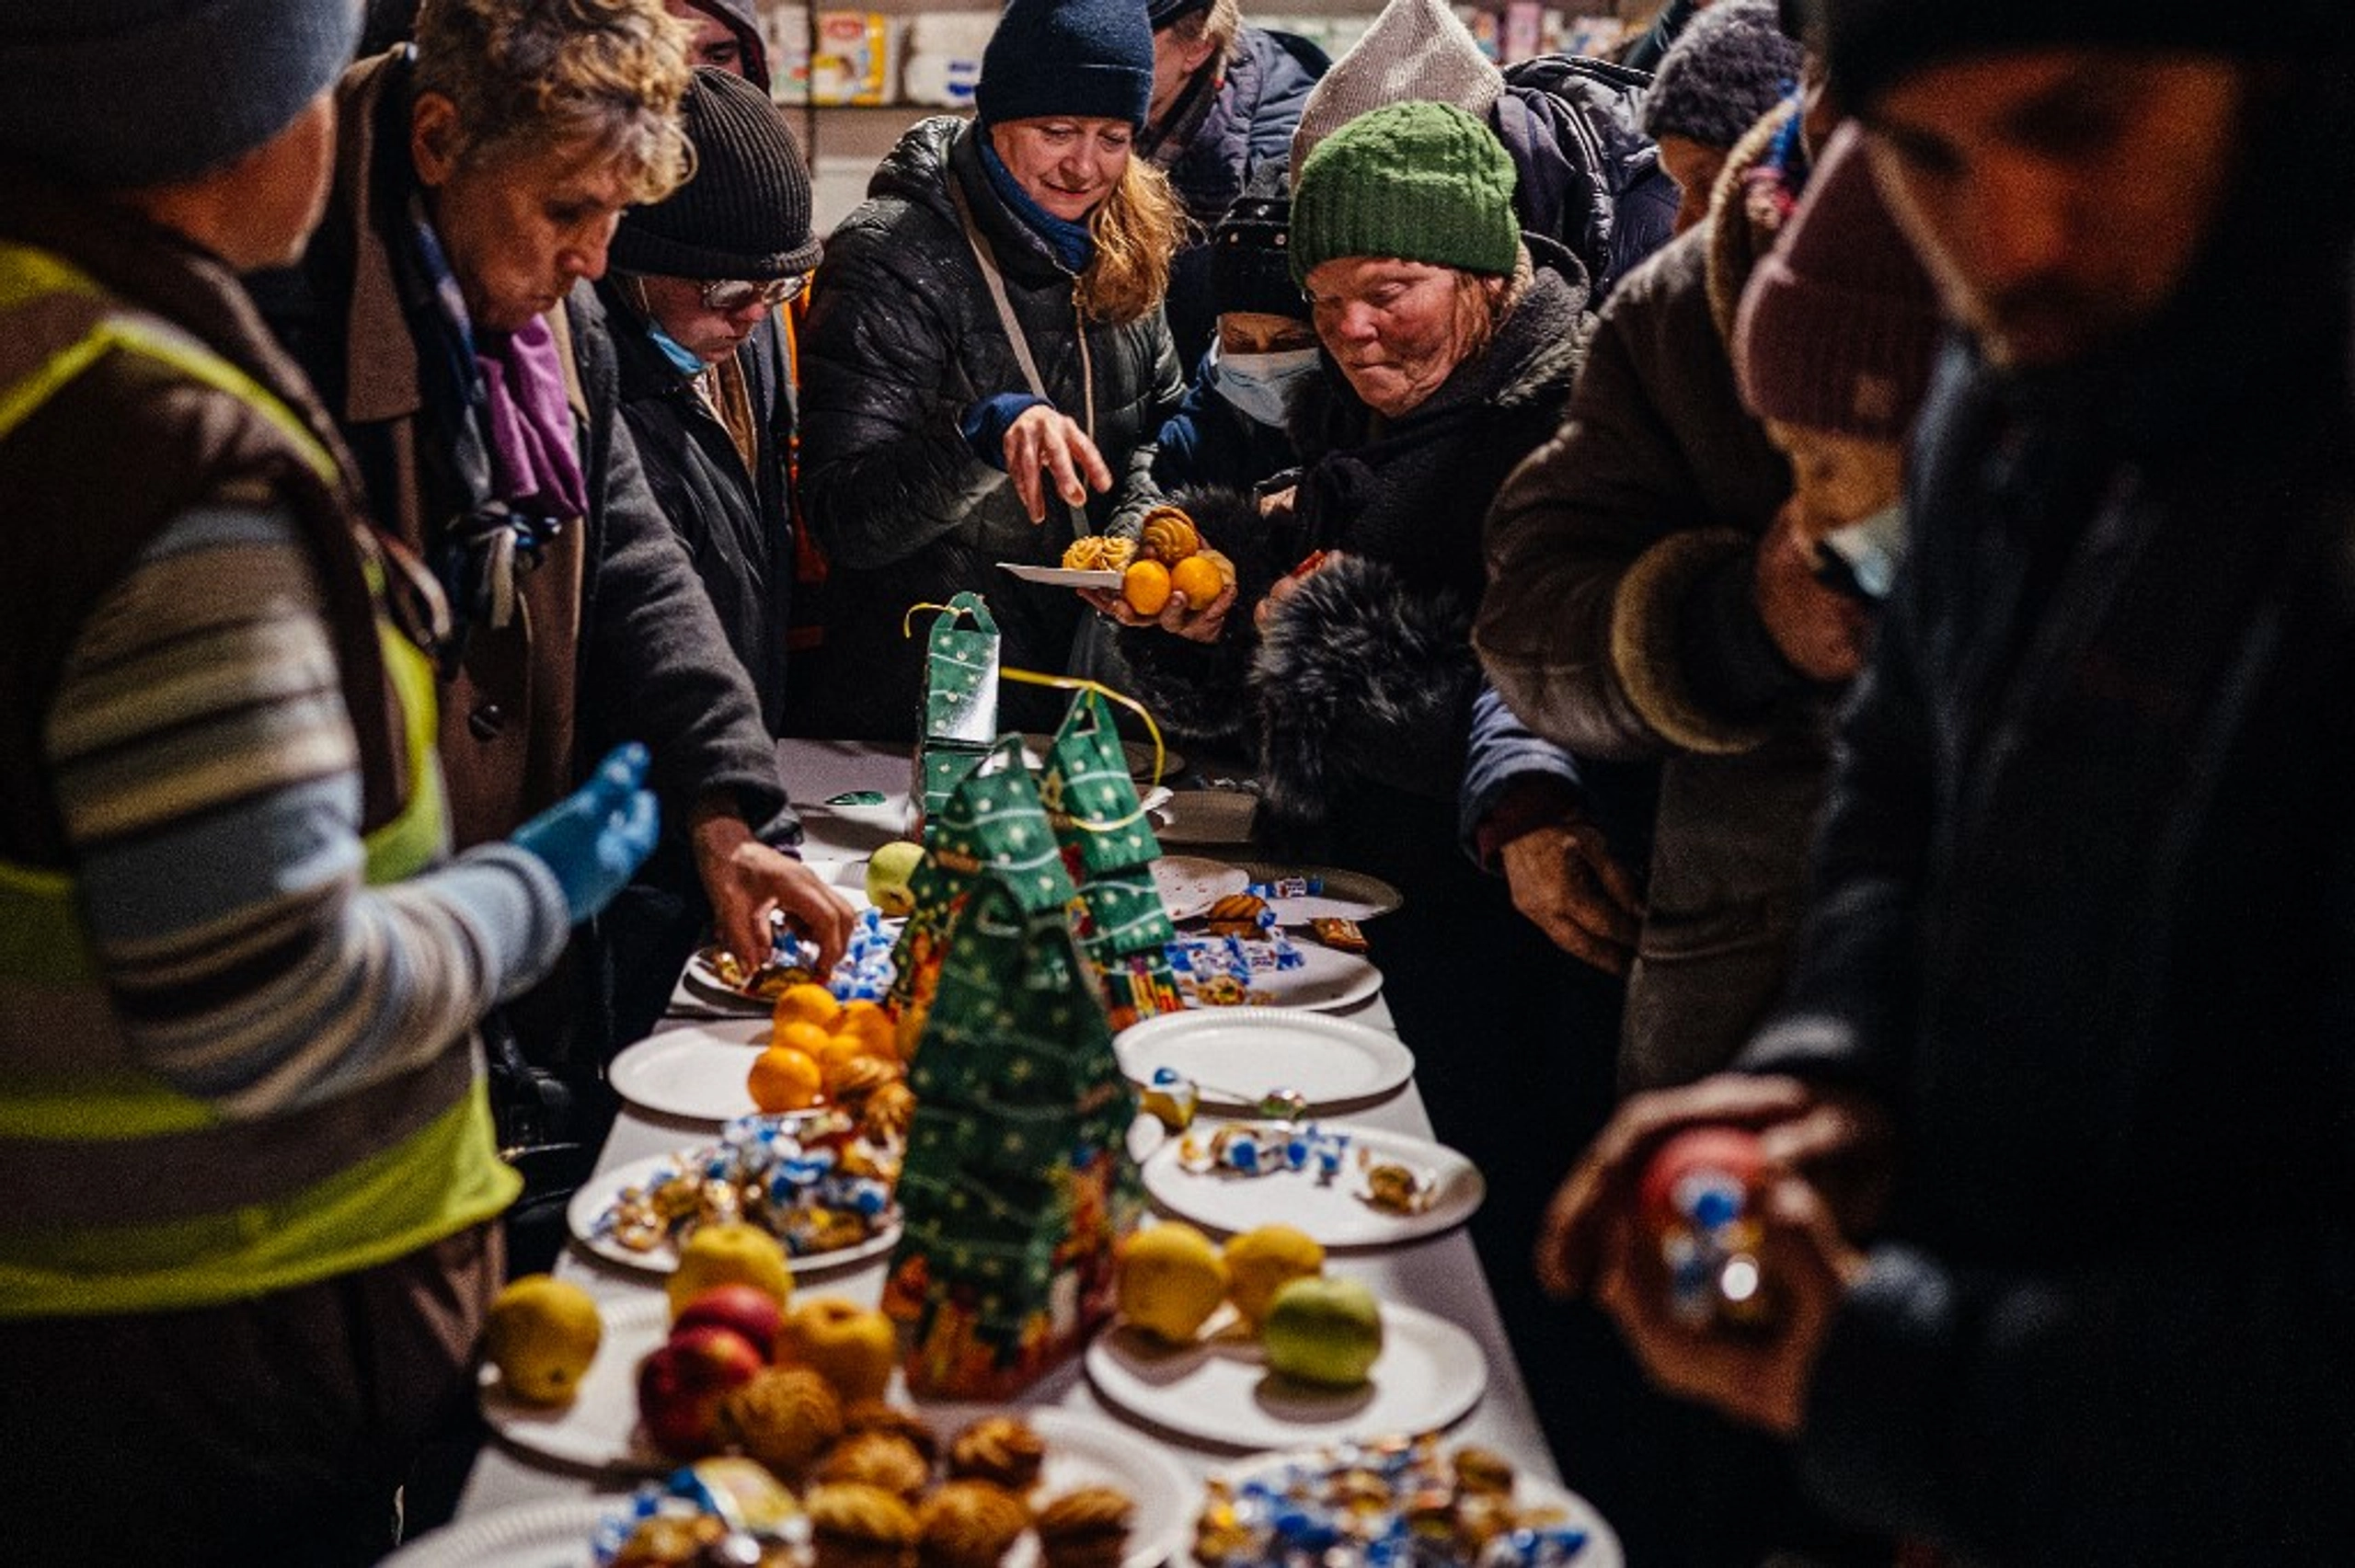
[816,1430,935,1499]
[946,1414,1047,1494]
[828,1053,902,1106]
[807,1482,923,1568]
[862,1081,918,1140]
[915,1479,1032,1568]
[840,1398,942,1461]
[1062,534,1138,572]
[1033,1485,1135,1568]
[1201,893,1270,939]
[718,1366,844,1478]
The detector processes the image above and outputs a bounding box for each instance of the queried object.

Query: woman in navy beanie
[798,0,1188,738]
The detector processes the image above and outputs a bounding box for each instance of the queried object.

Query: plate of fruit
[1084,1222,1487,1451]
[610,987,911,1127]
[1192,1435,1623,1568]
[569,1113,904,1276]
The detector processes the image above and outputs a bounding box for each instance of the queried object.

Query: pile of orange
[745,984,908,1115]
[1120,506,1235,617]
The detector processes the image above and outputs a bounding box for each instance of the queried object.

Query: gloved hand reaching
[511,743,661,923]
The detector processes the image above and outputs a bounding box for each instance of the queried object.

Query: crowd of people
[4,0,2354,1562]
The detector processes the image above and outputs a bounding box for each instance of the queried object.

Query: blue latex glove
[511,743,661,923]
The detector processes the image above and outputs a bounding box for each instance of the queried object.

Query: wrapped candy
[1139,1066,1200,1131]
[1637,1127,1772,1328]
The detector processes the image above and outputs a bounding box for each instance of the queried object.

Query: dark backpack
[1491,54,1678,301]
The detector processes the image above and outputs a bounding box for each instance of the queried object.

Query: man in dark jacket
[1140,0,1325,365]
[597,67,823,1040]
[1539,3,2355,1561]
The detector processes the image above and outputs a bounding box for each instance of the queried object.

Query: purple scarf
[474,314,588,521]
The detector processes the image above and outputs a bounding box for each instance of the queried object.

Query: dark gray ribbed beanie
[611,67,821,280]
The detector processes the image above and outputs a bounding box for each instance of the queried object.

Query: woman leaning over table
[1097,100,1621,1372]
[797,0,1187,740]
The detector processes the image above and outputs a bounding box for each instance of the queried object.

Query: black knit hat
[975,0,1155,130]
[1812,0,2350,110]
[1212,175,1309,322]
[1643,0,1804,153]
[610,67,820,280]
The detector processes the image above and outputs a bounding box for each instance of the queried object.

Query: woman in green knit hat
[1104,97,1616,1398]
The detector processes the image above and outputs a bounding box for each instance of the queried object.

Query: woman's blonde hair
[1077,157,1187,324]
[412,0,695,204]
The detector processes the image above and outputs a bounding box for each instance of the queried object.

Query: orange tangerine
[815,1029,869,1076]
[1122,558,1172,617]
[838,1000,896,1057]
[771,1019,835,1060]
[1168,555,1223,607]
[747,1046,825,1113]
[772,982,841,1029]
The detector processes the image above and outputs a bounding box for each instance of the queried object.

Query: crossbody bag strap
[948,177,1096,441]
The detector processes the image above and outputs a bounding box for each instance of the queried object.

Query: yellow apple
[779,1294,899,1402]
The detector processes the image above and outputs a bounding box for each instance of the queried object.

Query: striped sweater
[44,500,569,1120]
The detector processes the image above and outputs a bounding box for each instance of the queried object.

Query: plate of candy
[1139,1121,1483,1247]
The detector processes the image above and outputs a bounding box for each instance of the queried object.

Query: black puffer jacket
[798,117,1185,740]
[598,285,797,738]
[1115,262,1591,838]
[1150,26,1326,364]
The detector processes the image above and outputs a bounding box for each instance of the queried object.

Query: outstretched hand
[1004,405,1114,523]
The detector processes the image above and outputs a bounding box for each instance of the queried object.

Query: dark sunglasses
[700,274,810,313]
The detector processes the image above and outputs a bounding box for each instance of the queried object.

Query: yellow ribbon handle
[901,600,959,639]
[1000,668,1169,832]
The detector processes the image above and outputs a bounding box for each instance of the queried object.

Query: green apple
[864,841,925,917]
[1260,1275,1384,1388]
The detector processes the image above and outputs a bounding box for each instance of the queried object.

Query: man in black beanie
[597,65,822,1042]
[1538,6,2355,1563]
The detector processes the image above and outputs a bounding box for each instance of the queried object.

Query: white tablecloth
[452,739,1560,1525]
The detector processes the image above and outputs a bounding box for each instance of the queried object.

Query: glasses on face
[699,273,809,313]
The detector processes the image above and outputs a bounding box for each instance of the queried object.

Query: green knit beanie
[1289,101,1520,287]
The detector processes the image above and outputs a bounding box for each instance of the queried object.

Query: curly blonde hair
[412,0,695,203]
[1076,157,1187,324]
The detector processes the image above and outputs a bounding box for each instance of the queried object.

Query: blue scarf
[978,136,1096,273]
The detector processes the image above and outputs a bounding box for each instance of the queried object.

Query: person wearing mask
[1147,173,1320,495]
[272,0,853,1085]
[0,3,659,1560]
[1138,0,1326,366]
[1539,3,2355,1560]
[798,0,1186,739]
[596,67,823,1041]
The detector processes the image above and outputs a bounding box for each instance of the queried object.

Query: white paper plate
[1203,1448,1624,1568]
[1086,1299,1485,1452]
[569,1150,902,1276]
[1139,1123,1483,1247]
[1000,561,1123,589]
[477,1296,672,1473]
[1234,864,1405,923]
[1152,855,1250,921]
[1180,942,1383,1014]
[607,1024,770,1123]
[382,1501,615,1568]
[1115,1010,1412,1113]
[1151,788,1258,846]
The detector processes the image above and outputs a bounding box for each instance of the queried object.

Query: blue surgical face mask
[1814,501,1908,601]
[1213,342,1322,429]
[647,318,707,377]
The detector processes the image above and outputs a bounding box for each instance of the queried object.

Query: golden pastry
[816,1430,935,1499]
[915,1479,1032,1568]
[1061,535,1137,572]
[1451,1445,1516,1496]
[841,1399,942,1461]
[719,1365,844,1479]
[1138,508,1200,565]
[1033,1484,1135,1568]
[862,1081,918,1140]
[1201,892,1270,938]
[946,1414,1047,1494]
[807,1482,923,1568]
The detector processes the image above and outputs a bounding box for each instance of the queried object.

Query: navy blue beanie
[0,0,362,188]
[975,0,1155,130]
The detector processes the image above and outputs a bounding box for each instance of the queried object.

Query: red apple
[638,1323,764,1458]
[673,1283,786,1362]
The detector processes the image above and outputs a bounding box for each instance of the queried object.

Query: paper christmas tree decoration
[1039,690,1183,1030]
[913,593,1000,840]
[879,847,1142,1399]
[884,736,1063,1044]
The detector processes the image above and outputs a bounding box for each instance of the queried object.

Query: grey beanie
[1642,0,1805,152]
[0,0,362,189]
[1290,0,1504,168]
